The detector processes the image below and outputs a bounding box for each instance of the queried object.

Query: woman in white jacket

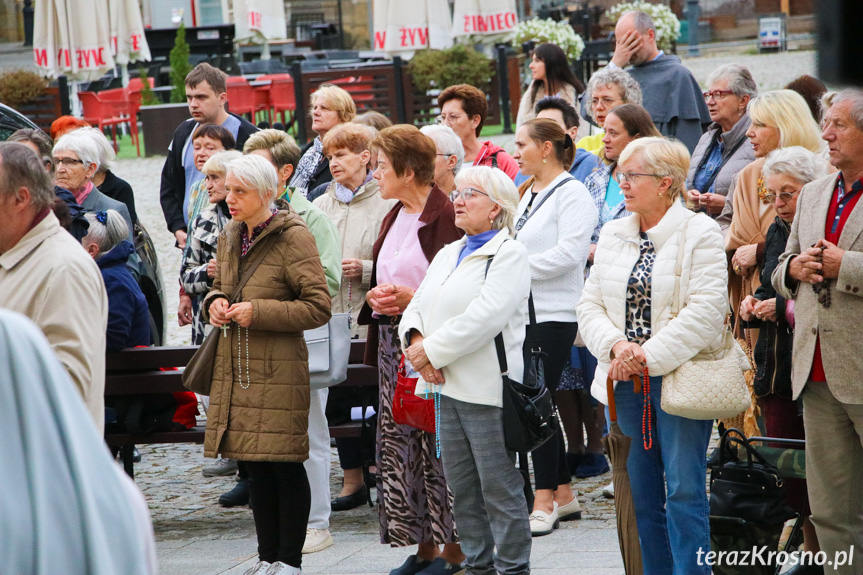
[399,166,532,575]
[577,137,727,575]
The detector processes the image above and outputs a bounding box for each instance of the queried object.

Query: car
[0,103,168,345]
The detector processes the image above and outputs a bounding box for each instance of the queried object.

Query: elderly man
[0,142,108,430]
[608,10,709,152]
[772,89,863,574]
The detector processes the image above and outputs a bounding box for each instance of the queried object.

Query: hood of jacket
[96,240,135,270]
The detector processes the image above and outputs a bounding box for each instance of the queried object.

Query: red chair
[92,87,144,157]
[78,91,135,153]
[226,76,259,120]
[266,77,296,126]
[127,77,154,93]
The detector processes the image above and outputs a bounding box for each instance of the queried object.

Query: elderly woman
[687,64,757,218]
[437,84,519,179]
[180,150,242,345]
[739,147,829,558]
[357,125,464,575]
[290,84,357,194]
[516,43,584,127]
[53,130,134,243]
[578,67,643,155]
[81,210,150,351]
[244,129,342,554]
[186,124,236,226]
[399,166,532,575]
[584,104,661,258]
[204,154,331,575]
[723,90,824,323]
[577,137,728,574]
[420,125,464,195]
[511,118,597,535]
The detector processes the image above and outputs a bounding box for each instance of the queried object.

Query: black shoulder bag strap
[484,249,537,376]
[514,176,575,236]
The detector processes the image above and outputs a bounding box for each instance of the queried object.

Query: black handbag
[709,428,797,527]
[484,255,559,453]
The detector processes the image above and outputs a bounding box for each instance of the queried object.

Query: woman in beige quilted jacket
[204,154,331,575]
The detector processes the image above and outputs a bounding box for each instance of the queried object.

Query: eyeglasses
[616,172,664,184]
[436,153,455,158]
[703,90,735,101]
[53,157,85,167]
[590,97,621,109]
[450,187,491,202]
[762,190,801,203]
[436,114,464,125]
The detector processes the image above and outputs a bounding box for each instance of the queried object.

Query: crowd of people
[3,7,863,575]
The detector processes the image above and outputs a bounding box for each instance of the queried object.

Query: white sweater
[576,202,729,405]
[515,171,598,323]
[399,229,530,407]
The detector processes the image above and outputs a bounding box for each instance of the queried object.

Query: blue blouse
[457,229,498,267]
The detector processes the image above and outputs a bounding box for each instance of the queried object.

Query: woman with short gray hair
[579,67,643,154]
[399,165,532,575]
[686,64,757,218]
[420,125,465,194]
[76,127,138,225]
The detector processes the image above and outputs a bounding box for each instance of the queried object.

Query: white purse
[660,218,752,420]
[305,313,352,390]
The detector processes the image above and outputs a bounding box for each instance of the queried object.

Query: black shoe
[575,452,610,478]
[389,555,433,575]
[219,478,250,507]
[132,447,142,463]
[331,484,369,511]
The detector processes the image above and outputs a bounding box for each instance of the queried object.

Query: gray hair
[831,89,863,132]
[77,127,116,172]
[820,91,837,120]
[202,150,243,178]
[584,68,643,123]
[82,209,129,255]
[53,129,100,169]
[762,146,830,186]
[420,125,465,176]
[454,166,519,233]
[226,154,278,203]
[626,10,655,35]
[706,64,758,99]
[0,142,55,211]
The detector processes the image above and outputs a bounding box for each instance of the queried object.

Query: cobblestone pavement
[118,48,810,572]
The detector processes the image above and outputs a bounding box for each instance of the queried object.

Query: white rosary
[235,325,251,389]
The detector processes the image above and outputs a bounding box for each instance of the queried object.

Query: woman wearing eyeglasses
[686,64,758,220]
[577,137,727,575]
[723,90,824,335]
[738,147,829,560]
[511,118,597,536]
[577,67,643,156]
[437,85,519,180]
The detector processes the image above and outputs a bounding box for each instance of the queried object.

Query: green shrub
[409,45,493,93]
[138,67,159,106]
[169,24,192,104]
[0,69,48,109]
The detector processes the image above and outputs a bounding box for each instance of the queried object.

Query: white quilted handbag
[660,217,752,420]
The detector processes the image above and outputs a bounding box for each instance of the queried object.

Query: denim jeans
[614,376,712,575]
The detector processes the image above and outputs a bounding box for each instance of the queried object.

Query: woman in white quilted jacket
[576,137,728,575]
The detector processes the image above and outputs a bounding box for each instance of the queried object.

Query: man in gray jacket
[772,89,863,574]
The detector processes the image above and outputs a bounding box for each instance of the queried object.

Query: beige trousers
[802,381,863,575]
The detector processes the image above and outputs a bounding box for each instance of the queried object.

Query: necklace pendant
[394,250,399,256]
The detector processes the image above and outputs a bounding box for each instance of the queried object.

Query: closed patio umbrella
[601,376,644,575]
[452,0,518,38]
[33,0,115,81]
[109,0,151,67]
[234,0,287,43]
[372,0,452,58]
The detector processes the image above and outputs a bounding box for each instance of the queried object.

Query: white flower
[605,1,681,52]
[511,18,585,61]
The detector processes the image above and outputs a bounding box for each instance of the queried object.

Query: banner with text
[452,0,518,38]
[373,0,452,58]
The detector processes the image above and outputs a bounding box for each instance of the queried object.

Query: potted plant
[605,1,681,53]
[139,23,194,157]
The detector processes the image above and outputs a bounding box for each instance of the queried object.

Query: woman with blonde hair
[400,165,532,575]
[290,83,357,194]
[722,89,824,325]
[578,137,727,575]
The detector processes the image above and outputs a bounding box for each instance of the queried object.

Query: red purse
[392,355,436,434]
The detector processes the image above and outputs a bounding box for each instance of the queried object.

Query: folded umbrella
[601,375,644,575]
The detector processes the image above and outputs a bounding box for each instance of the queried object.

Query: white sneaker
[266,562,301,575]
[529,502,559,536]
[602,481,615,499]
[242,561,271,575]
[302,528,334,554]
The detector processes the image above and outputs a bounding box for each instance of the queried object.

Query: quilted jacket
[201,207,331,462]
[576,201,729,405]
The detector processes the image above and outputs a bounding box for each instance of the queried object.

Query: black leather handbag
[485,256,558,453]
[710,428,797,527]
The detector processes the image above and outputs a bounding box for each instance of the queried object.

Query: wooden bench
[104,340,378,479]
